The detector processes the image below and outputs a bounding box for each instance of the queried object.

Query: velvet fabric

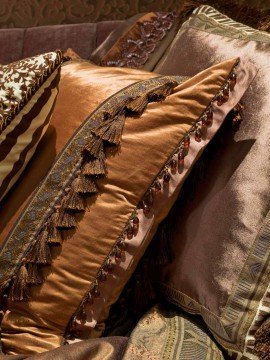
[0,0,268,29]
[0,22,121,64]
[155,7,270,357]
[0,58,254,355]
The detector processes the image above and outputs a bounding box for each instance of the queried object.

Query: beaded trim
[101,12,177,69]
[64,59,241,341]
[2,79,180,302]
[0,59,242,344]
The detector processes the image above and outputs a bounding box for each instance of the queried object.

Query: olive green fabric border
[182,5,270,43]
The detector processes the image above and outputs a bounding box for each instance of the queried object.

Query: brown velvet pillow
[155,6,270,359]
[0,58,255,355]
[91,12,180,71]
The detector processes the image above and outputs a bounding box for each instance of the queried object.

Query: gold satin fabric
[1,59,237,355]
[0,61,156,242]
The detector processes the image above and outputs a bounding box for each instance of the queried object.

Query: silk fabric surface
[155,7,270,357]
[0,58,255,355]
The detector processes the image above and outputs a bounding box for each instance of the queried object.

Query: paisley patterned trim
[100,12,177,69]
[122,304,225,360]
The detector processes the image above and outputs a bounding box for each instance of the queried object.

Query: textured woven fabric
[123,304,224,360]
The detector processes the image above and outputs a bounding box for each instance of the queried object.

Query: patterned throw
[0,51,63,202]
[123,304,225,360]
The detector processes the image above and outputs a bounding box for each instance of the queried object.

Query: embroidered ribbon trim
[101,12,177,69]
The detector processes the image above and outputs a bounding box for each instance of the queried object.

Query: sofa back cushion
[0,21,122,65]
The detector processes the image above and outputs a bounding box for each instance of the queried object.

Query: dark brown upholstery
[0,0,268,29]
[0,21,122,64]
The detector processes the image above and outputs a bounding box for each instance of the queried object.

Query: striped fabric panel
[0,52,62,202]
[0,72,60,201]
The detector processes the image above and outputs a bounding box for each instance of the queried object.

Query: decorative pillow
[0,51,63,202]
[155,6,270,359]
[123,304,225,360]
[0,58,256,355]
[91,12,179,71]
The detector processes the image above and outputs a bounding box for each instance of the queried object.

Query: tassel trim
[9,262,29,301]
[6,77,180,301]
[126,81,178,115]
[6,59,240,312]
[64,59,242,340]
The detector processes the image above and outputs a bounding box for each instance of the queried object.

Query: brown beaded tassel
[9,263,29,301]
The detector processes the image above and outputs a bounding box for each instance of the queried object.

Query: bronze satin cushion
[0,62,157,243]
[155,6,270,359]
[0,58,255,355]
[91,12,180,71]
[0,51,63,202]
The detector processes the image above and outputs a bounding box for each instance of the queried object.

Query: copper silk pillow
[155,6,270,359]
[0,58,255,355]
[0,51,63,202]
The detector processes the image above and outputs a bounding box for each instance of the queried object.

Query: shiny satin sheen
[0,62,157,242]
[0,59,250,355]
[155,21,270,354]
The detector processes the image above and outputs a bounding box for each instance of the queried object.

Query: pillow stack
[0,6,268,360]
[0,54,256,355]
